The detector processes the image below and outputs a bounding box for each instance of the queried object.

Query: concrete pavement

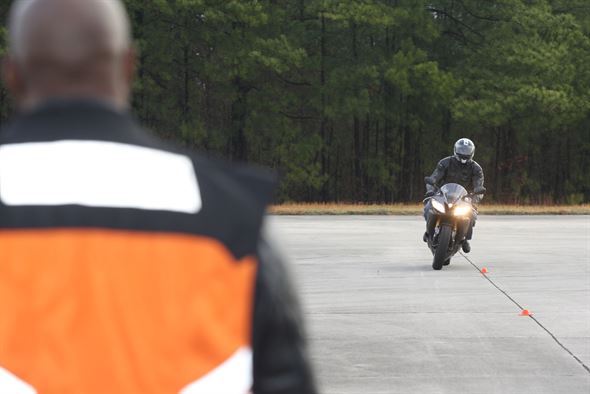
[267,215,590,394]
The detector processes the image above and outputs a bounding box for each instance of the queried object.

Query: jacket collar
[22,98,125,116]
[0,99,153,147]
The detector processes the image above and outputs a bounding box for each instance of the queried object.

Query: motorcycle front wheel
[432,225,452,270]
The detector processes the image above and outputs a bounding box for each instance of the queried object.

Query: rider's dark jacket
[0,100,316,394]
[426,156,485,203]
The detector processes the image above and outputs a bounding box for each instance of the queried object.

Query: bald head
[4,0,135,111]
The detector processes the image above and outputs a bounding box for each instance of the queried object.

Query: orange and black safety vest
[0,100,315,394]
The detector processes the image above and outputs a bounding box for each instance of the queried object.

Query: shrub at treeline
[0,1,589,204]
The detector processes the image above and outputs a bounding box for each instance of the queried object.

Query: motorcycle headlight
[453,205,472,217]
[431,200,445,213]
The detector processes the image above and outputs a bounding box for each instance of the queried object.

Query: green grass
[269,203,590,215]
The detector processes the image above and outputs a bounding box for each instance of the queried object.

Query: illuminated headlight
[432,200,445,213]
[453,205,472,216]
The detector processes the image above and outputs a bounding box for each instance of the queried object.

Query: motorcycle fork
[434,218,458,245]
[455,220,469,243]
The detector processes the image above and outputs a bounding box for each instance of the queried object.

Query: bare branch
[427,6,485,39]
[279,111,319,121]
[275,73,312,87]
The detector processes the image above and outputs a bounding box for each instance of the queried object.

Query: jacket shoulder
[189,155,276,258]
[193,155,276,210]
[438,156,453,168]
[129,134,276,258]
[471,160,484,173]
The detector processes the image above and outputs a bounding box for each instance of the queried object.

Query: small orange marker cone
[481,267,488,274]
[520,309,532,316]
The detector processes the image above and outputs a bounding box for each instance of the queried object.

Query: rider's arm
[426,158,449,195]
[252,238,317,394]
[472,163,485,204]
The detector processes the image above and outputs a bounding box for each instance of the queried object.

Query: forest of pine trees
[1,0,589,203]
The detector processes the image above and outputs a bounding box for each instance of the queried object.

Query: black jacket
[426,156,485,202]
[0,100,316,394]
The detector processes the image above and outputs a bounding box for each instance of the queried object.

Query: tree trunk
[299,0,305,21]
[231,76,248,161]
[400,124,412,201]
[384,117,394,202]
[493,127,501,201]
[354,116,362,200]
[319,12,328,201]
[182,44,190,122]
[364,114,371,201]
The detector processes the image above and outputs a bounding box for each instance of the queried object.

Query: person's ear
[123,46,136,86]
[2,56,26,104]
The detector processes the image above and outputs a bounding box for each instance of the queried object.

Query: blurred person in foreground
[0,0,316,393]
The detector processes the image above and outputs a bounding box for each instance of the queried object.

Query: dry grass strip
[269,203,590,215]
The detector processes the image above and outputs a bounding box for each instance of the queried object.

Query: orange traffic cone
[520,309,532,316]
[481,267,488,274]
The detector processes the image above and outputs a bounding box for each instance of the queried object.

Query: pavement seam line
[458,251,590,375]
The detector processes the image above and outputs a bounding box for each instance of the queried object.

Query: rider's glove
[424,191,435,198]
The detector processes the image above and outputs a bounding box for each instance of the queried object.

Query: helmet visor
[457,153,472,162]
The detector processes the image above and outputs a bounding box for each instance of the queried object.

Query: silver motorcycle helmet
[454,138,475,164]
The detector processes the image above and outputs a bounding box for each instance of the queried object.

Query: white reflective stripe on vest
[0,140,201,214]
[0,367,36,394]
[179,347,253,394]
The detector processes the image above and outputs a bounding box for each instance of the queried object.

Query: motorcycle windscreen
[440,183,468,204]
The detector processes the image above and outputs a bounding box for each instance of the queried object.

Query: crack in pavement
[459,251,590,375]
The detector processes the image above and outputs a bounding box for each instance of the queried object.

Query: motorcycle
[424,178,485,270]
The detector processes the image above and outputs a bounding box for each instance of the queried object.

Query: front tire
[433,225,452,270]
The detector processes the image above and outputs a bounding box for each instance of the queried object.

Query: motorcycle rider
[423,138,485,253]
